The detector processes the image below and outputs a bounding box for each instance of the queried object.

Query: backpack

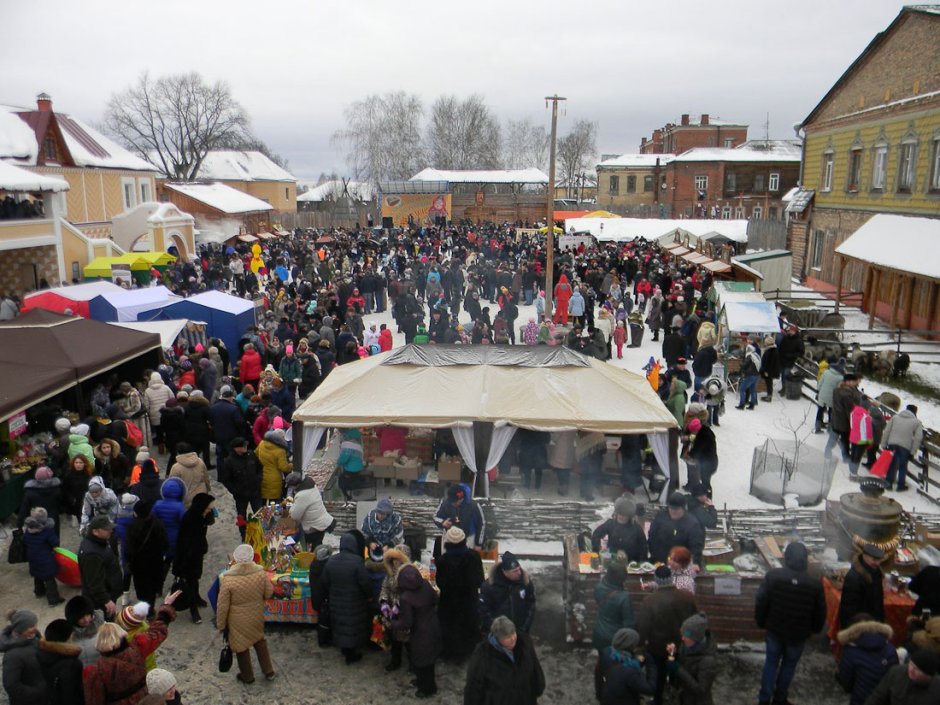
[124,421,144,448]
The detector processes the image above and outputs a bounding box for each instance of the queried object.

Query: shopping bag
[870,449,893,479]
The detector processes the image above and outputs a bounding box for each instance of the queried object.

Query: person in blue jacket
[837,613,898,705]
[434,483,485,548]
[151,476,187,578]
[21,507,63,606]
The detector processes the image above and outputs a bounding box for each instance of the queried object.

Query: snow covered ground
[346,286,939,515]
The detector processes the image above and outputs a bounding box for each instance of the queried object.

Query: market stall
[108,319,207,351]
[137,289,254,353]
[23,281,124,318]
[87,286,181,323]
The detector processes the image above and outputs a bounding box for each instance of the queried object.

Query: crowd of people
[2,221,938,704]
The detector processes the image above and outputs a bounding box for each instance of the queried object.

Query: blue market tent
[137,290,254,353]
[87,286,181,322]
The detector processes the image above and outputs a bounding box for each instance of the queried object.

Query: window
[811,230,825,269]
[643,175,654,192]
[847,149,862,192]
[726,172,737,191]
[71,262,80,281]
[769,206,778,221]
[769,172,780,191]
[754,174,765,192]
[872,144,887,189]
[735,206,745,219]
[285,187,290,200]
[626,175,636,193]
[694,175,708,190]
[121,177,137,210]
[44,138,57,161]
[139,180,151,203]
[931,137,940,191]
[724,138,734,148]
[608,175,619,195]
[721,206,732,219]
[897,141,916,192]
[822,152,834,192]
[752,205,763,220]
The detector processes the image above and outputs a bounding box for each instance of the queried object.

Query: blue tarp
[136,290,254,353]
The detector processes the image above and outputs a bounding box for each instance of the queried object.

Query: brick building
[790,5,940,331]
[663,141,801,220]
[639,114,748,155]
[595,153,673,216]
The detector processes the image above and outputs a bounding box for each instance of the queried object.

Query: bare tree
[557,119,597,197]
[503,118,549,170]
[104,72,251,180]
[427,94,502,170]
[332,92,424,182]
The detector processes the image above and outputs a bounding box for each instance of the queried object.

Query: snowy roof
[784,188,815,214]
[297,179,375,202]
[0,104,157,172]
[184,290,254,315]
[0,160,69,192]
[195,151,295,182]
[597,153,676,169]
[673,141,801,163]
[145,203,194,224]
[24,281,123,303]
[163,182,274,214]
[835,214,940,280]
[410,168,549,184]
[565,217,749,244]
[906,4,940,16]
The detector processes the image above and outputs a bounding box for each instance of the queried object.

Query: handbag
[218,632,233,673]
[870,449,894,479]
[7,529,26,564]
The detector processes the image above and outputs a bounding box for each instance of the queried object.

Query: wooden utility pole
[544,94,566,321]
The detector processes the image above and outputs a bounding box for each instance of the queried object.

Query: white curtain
[300,426,327,473]
[451,426,479,474]
[649,431,672,504]
[482,425,518,498]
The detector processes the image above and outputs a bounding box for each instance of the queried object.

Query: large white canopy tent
[293,345,679,496]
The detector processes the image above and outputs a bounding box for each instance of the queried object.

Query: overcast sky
[2,0,904,181]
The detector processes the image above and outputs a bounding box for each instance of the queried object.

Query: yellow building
[0,93,195,295]
[595,153,673,217]
[790,5,940,330]
[195,150,297,213]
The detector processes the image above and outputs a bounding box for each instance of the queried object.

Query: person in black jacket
[597,627,656,705]
[172,492,215,624]
[308,545,334,647]
[0,609,46,705]
[36,619,84,705]
[210,386,245,477]
[759,336,782,402]
[591,496,649,561]
[662,328,686,369]
[320,533,372,664]
[685,419,718,498]
[436,526,485,663]
[183,390,213,469]
[223,437,262,536]
[755,541,825,705]
[159,397,186,471]
[647,493,705,565]
[687,484,718,530]
[776,325,805,393]
[464,615,545,705]
[479,552,536,634]
[128,459,163,504]
[78,515,123,619]
[839,543,885,628]
[124,499,168,611]
[17,466,61,536]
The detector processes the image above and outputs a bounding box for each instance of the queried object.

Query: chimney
[681,114,690,126]
[640,137,647,146]
[701,114,710,125]
[37,92,52,112]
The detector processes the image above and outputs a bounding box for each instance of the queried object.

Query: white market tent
[108,319,206,350]
[565,218,749,244]
[88,286,182,322]
[293,345,678,496]
[720,301,780,333]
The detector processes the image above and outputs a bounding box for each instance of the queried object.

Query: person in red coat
[553,274,572,325]
[239,344,262,390]
[176,360,195,389]
[82,591,180,705]
[378,324,393,352]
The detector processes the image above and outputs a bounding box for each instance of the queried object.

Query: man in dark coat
[171,492,215,624]
[36,619,84,705]
[183,390,213,469]
[636,566,698,705]
[464,615,545,705]
[591,496,649,561]
[320,532,373,663]
[647,493,705,565]
[223,437,263,534]
[831,375,862,464]
[755,541,825,705]
[776,326,805,392]
[839,544,886,628]
[837,616,898,705]
[662,328,686,368]
[124,499,168,610]
[78,515,123,618]
[687,484,719,530]
[434,483,486,548]
[0,609,46,705]
[864,649,940,705]
[479,552,536,634]
[436,526,485,662]
[209,386,245,477]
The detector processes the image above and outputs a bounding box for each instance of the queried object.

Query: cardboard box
[395,461,421,482]
[370,457,397,479]
[438,459,462,482]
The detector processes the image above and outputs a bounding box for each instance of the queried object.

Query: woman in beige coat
[216,543,275,683]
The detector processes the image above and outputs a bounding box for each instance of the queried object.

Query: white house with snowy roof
[183,150,297,213]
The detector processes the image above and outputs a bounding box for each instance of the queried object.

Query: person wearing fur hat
[36,619,83,705]
[480,551,536,635]
[591,497,649,562]
[95,438,131,494]
[125,499,168,611]
[171,493,215,623]
[80,476,119,536]
[667,612,719,705]
[0,609,45,705]
[436,526,484,663]
[82,591,180,705]
[637,565,698,705]
[378,545,413,671]
[361,498,403,551]
[168,443,211,509]
[65,596,105,667]
[865,648,940,704]
[837,613,899,705]
[17,465,61,535]
[22,507,63,605]
[144,372,174,455]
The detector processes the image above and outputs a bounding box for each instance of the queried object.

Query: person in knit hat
[21,507,63,605]
[0,608,44,705]
[361,498,403,551]
[116,602,159,671]
[591,496,648,562]
[437,525,484,662]
[144,668,179,703]
[668,611,719,704]
[479,551,536,634]
[596,626,655,704]
[17,465,62,536]
[865,648,940,704]
[129,447,152,486]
